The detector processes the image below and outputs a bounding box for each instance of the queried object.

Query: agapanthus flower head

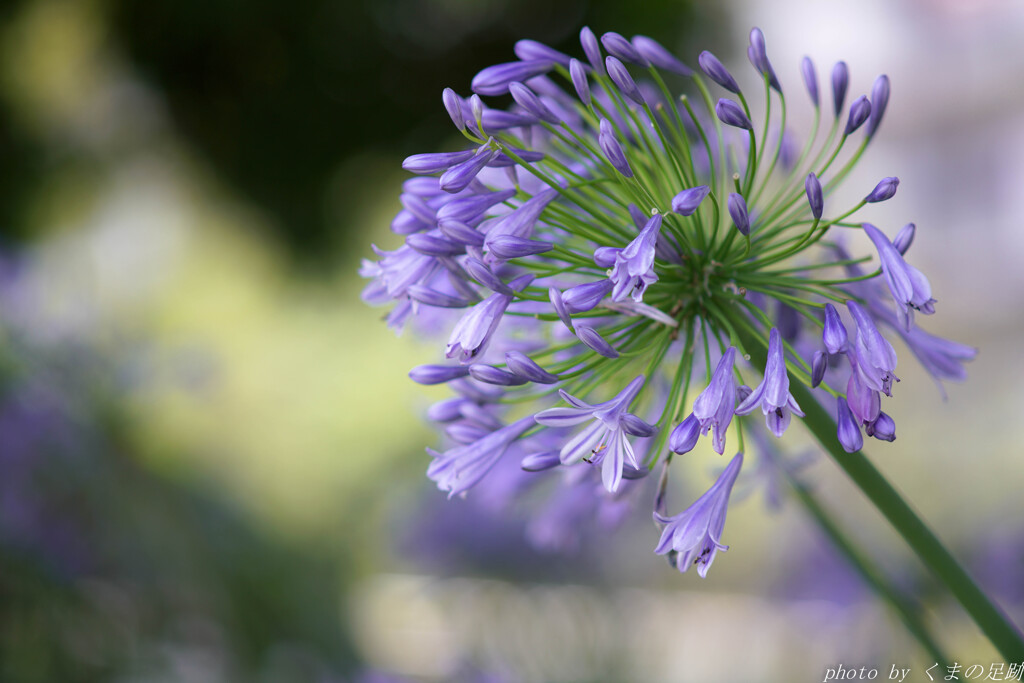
[362,26,974,578]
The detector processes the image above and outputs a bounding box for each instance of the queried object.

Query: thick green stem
[783,470,949,663]
[789,380,1024,660]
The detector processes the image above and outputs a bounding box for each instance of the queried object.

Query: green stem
[787,379,1024,660]
[783,469,949,663]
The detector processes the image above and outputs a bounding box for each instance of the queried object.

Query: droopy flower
[654,453,743,577]
[362,25,975,579]
[735,328,805,438]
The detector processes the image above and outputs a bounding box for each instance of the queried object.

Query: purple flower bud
[446,275,531,363]
[402,150,476,174]
[580,26,604,75]
[866,75,890,138]
[801,56,819,108]
[836,397,863,453]
[865,176,899,203]
[622,464,650,480]
[621,413,656,437]
[405,232,465,258]
[593,246,621,268]
[470,94,485,124]
[446,422,490,444]
[477,109,537,132]
[442,88,466,132]
[471,59,555,96]
[427,397,466,423]
[549,286,572,330]
[576,325,619,358]
[805,172,823,220]
[671,185,711,216]
[399,193,436,224]
[716,98,753,131]
[747,28,781,93]
[632,35,692,76]
[463,257,512,295]
[831,61,849,119]
[601,31,647,66]
[409,364,471,385]
[408,284,473,308]
[440,146,498,193]
[458,401,503,430]
[598,118,634,177]
[562,278,614,313]
[505,350,559,384]
[513,39,572,67]
[893,223,915,255]
[509,82,560,124]
[669,413,700,454]
[866,411,896,442]
[844,95,871,136]
[469,364,528,386]
[438,219,484,247]
[698,51,741,94]
[521,451,561,472]
[605,56,645,106]
[823,303,849,354]
[487,235,553,259]
[728,193,750,236]
[811,350,827,388]
[569,58,591,106]
[436,188,516,224]
[736,384,753,405]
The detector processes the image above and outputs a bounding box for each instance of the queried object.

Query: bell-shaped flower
[446,274,533,363]
[847,300,899,395]
[863,222,935,330]
[534,375,655,493]
[427,416,536,497]
[654,452,743,577]
[691,347,739,454]
[610,214,662,302]
[735,328,805,437]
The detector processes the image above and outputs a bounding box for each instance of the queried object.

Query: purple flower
[832,61,849,118]
[801,56,819,108]
[446,274,532,362]
[513,39,571,67]
[505,350,559,384]
[866,75,890,138]
[535,375,654,492]
[823,303,849,354]
[509,82,560,125]
[569,58,590,105]
[440,145,499,193]
[865,177,899,203]
[598,118,633,177]
[562,278,614,313]
[610,214,662,302]
[735,328,805,437]
[576,324,619,358]
[442,88,466,132]
[728,193,751,236]
[862,223,935,329]
[669,413,700,454]
[810,350,827,388]
[671,185,710,216]
[835,397,863,453]
[698,51,740,94]
[601,32,647,66]
[893,223,915,255]
[844,95,872,135]
[866,411,896,442]
[692,347,738,454]
[805,173,823,220]
[632,35,692,76]
[402,150,476,174]
[606,56,645,106]
[580,26,604,75]
[427,416,536,497]
[654,452,743,577]
[747,28,781,93]
[471,59,555,96]
[716,98,753,131]
[847,300,899,396]
[487,235,552,259]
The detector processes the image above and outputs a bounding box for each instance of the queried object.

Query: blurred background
[1,0,1022,681]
